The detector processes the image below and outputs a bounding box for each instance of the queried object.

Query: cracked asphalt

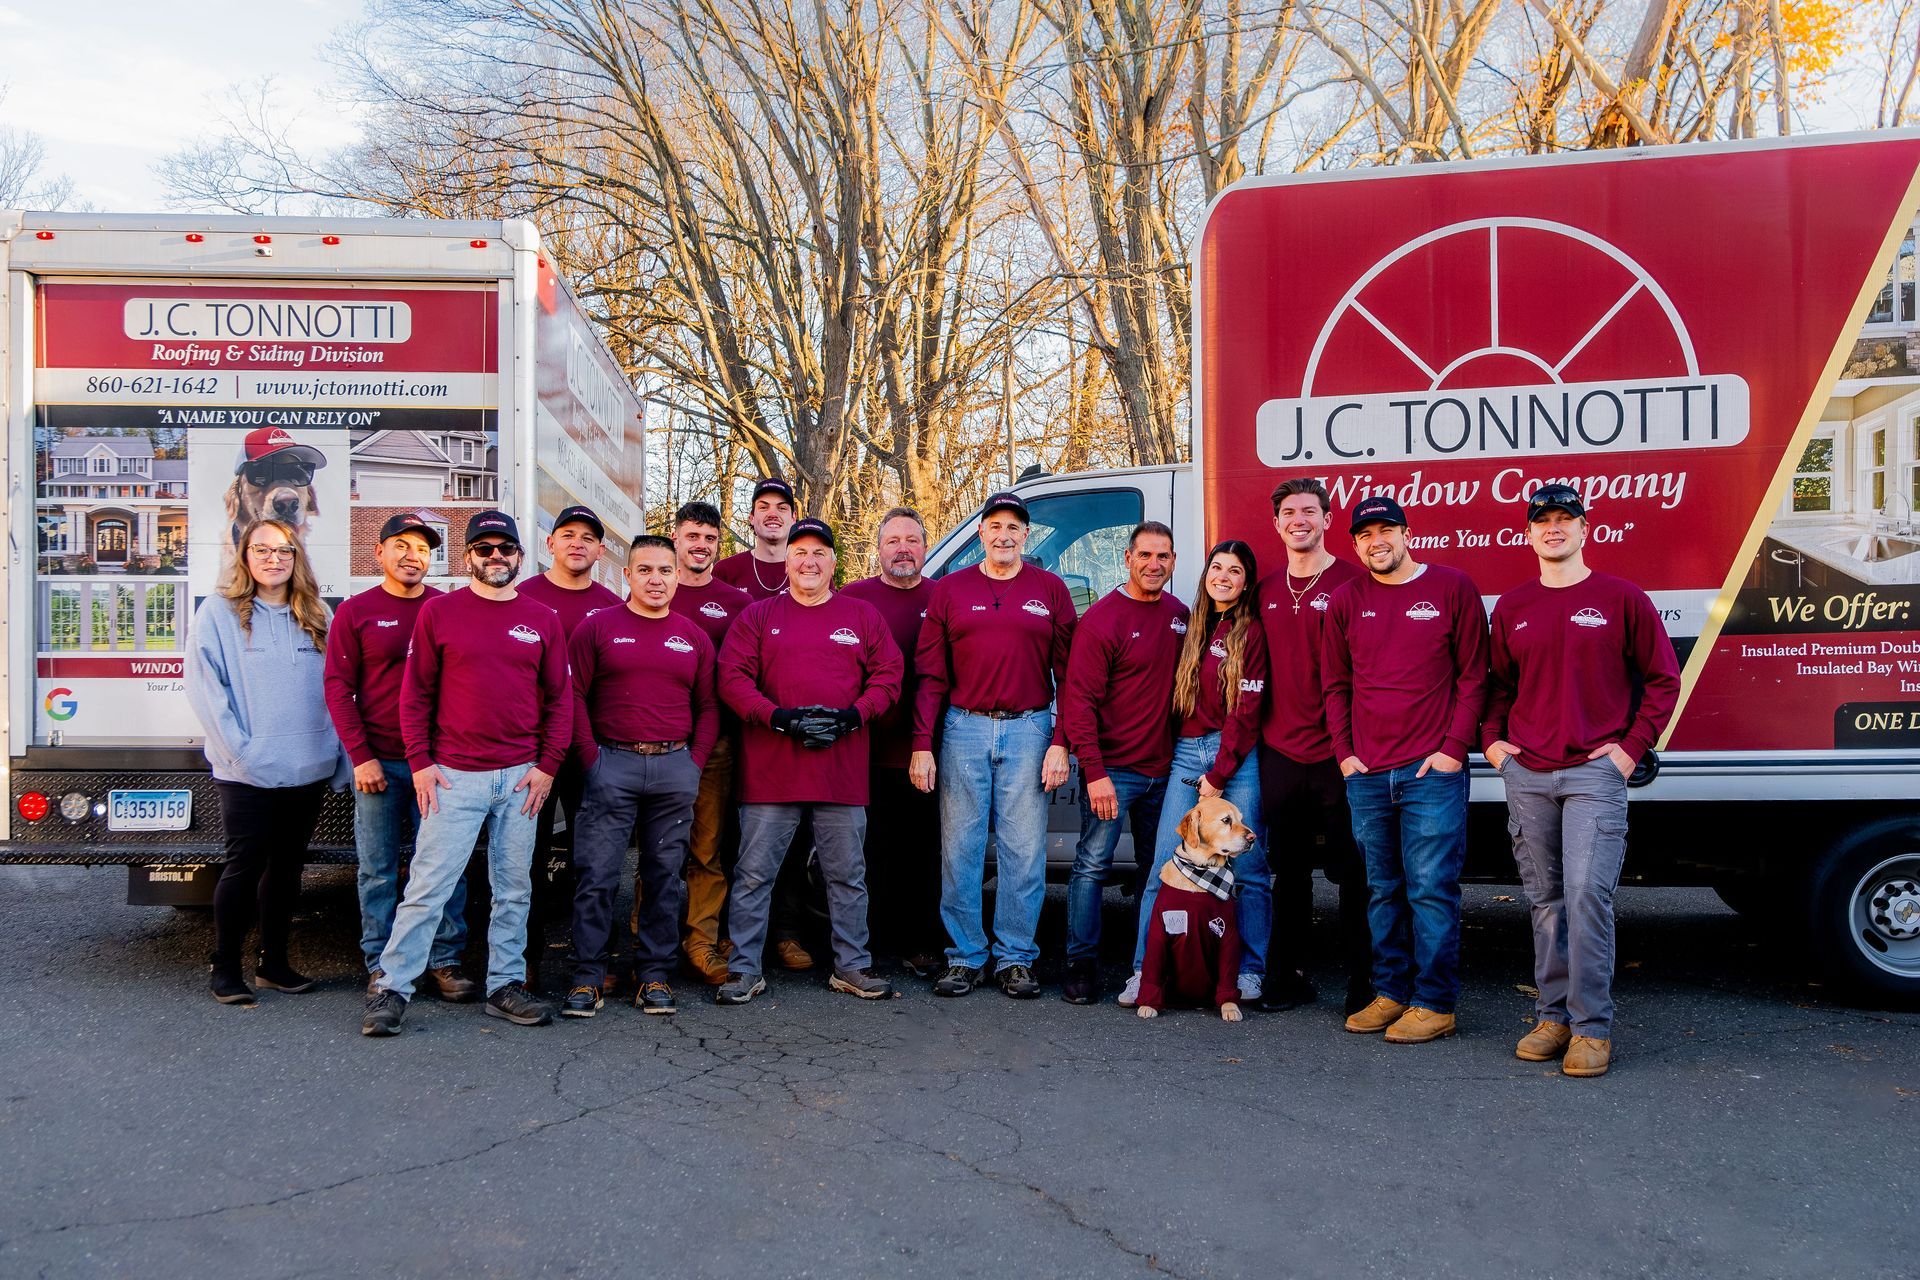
[2,866,1916,1279]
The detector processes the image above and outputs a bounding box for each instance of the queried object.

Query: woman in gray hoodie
[186,518,349,1005]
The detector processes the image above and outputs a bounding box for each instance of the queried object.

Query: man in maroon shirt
[363,511,572,1037]
[843,507,945,977]
[1254,478,1371,1016]
[911,492,1076,999]
[713,476,797,603]
[560,535,719,1019]
[1059,521,1188,1004]
[516,504,623,990]
[667,499,754,984]
[1483,484,1680,1078]
[715,518,903,1004]
[325,513,473,1002]
[1323,495,1488,1045]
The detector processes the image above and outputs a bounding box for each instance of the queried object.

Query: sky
[0,0,367,212]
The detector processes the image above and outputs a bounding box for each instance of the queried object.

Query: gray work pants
[1501,757,1630,1038]
[729,803,872,979]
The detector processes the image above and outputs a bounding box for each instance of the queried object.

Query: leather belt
[598,739,687,756]
[959,708,1044,721]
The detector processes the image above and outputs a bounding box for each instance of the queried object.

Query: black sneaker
[636,982,677,1015]
[561,986,603,1018]
[932,964,983,997]
[828,969,894,1000]
[997,965,1041,999]
[714,973,767,1005]
[362,989,407,1036]
[1258,969,1318,1013]
[209,967,256,1006]
[484,982,554,1026]
[254,960,316,994]
[1059,960,1099,1005]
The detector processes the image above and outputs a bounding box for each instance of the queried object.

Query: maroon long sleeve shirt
[712,550,788,602]
[717,592,903,806]
[1321,565,1489,772]
[1138,881,1242,1011]
[1060,588,1190,783]
[517,572,623,636]
[670,575,755,649]
[1256,557,1362,765]
[323,584,442,766]
[400,587,573,776]
[569,606,720,772]
[1482,571,1681,770]
[912,564,1077,752]
[841,575,935,770]
[1177,613,1270,790]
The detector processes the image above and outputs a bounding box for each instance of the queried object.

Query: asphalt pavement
[1,865,1915,1279]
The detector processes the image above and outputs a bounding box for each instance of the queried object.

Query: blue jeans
[354,759,467,974]
[938,708,1054,972]
[376,764,538,1000]
[1066,767,1168,963]
[1345,764,1469,1013]
[1134,734,1269,976]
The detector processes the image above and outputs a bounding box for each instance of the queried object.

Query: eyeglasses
[240,460,317,487]
[247,545,297,562]
[469,541,521,560]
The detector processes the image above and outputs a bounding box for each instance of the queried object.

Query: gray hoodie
[186,594,350,790]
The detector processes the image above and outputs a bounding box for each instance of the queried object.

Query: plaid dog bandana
[1170,850,1235,902]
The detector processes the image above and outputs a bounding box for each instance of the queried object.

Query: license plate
[108,790,193,831]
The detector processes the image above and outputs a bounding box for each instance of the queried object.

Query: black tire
[1805,818,1920,1004]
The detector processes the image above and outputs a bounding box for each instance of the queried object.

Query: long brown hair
[220,518,329,649]
[1170,540,1259,720]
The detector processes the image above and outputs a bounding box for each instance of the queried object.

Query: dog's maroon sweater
[1138,882,1242,1010]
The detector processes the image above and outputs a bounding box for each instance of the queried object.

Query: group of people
[183,470,1678,1077]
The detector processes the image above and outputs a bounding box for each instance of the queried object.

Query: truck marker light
[59,792,91,822]
[321,235,341,245]
[17,792,49,822]
[184,233,204,243]
[469,239,488,248]
[33,231,53,240]
[253,235,272,244]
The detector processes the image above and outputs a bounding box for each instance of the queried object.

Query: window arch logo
[44,688,79,721]
[1256,218,1750,468]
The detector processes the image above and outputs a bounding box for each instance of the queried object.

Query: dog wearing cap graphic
[227,427,325,554]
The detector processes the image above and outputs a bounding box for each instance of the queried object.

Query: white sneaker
[1117,971,1143,1007]
[1236,972,1263,1002]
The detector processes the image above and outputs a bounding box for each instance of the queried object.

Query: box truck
[0,212,645,903]
[913,134,1920,999]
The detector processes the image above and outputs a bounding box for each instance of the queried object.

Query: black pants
[1258,748,1371,987]
[571,748,699,986]
[865,764,948,959]
[529,762,587,988]
[212,780,327,971]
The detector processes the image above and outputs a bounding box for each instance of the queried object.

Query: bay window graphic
[1792,437,1835,513]
[36,580,180,652]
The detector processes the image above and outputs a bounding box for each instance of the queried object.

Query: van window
[934,488,1145,614]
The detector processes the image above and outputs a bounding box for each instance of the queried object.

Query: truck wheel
[1806,822,1920,1003]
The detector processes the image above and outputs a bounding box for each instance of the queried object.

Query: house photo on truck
[0,213,645,901]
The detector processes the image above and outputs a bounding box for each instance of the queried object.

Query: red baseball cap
[234,426,327,475]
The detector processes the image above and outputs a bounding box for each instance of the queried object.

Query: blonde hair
[220,518,329,649]
[1170,541,1258,721]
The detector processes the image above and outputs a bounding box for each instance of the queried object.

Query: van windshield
[934,488,1144,614]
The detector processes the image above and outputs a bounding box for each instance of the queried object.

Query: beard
[472,561,519,587]
[885,558,921,579]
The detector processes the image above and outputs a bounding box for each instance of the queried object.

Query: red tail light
[253,234,272,245]
[321,235,341,246]
[16,792,49,822]
[469,239,488,249]
[185,233,204,243]
[33,231,53,241]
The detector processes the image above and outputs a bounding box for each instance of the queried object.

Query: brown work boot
[1515,1020,1572,1062]
[685,942,731,985]
[774,938,817,971]
[421,965,480,1003]
[1383,1006,1457,1044]
[1343,995,1409,1034]
[1563,1036,1612,1077]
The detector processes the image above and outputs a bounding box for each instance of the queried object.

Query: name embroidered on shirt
[1405,602,1441,621]
[1360,610,1377,618]
[611,637,636,645]
[375,619,400,628]
[829,627,861,646]
[1571,608,1608,628]
[507,624,542,644]
[1513,620,1529,632]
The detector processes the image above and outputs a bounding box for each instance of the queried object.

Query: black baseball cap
[752,477,797,507]
[1349,495,1408,535]
[982,491,1030,522]
[551,504,604,539]
[1527,484,1586,521]
[378,512,442,549]
[787,517,835,549]
[464,510,521,545]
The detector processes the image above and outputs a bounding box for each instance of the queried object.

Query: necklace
[981,562,1018,609]
[1286,564,1328,613]
[751,553,786,594]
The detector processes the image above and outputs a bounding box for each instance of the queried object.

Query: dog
[1137,795,1257,1023]
[225,470,318,550]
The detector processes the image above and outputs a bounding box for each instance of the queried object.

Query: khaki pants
[682,735,735,953]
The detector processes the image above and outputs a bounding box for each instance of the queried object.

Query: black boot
[255,955,316,993]
[209,960,256,1006]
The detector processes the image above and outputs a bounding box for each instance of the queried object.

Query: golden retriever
[1138,795,1256,1023]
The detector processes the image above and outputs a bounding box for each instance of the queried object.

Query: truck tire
[1805,818,1920,1004]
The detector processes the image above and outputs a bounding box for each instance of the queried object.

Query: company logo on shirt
[1310,593,1331,612]
[829,627,861,646]
[1209,640,1228,659]
[1405,601,1441,621]
[770,627,781,636]
[1021,600,1050,617]
[1170,618,1188,635]
[665,635,695,653]
[375,619,400,628]
[1207,915,1227,938]
[1571,608,1609,629]
[508,624,542,644]
[1240,678,1265,693]
[700,602,729,619]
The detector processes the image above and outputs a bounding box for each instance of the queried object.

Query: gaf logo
[508,624,542,644]
[1571,608,1609,628]
[1021,599,1050,617]
[1239,678,1266,693]
[699,602,728,618]
[829,627,861,646]
[665,635,695,653]
[1405,602,1441,621]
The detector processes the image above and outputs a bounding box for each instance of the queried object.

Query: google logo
[44,688,78,721]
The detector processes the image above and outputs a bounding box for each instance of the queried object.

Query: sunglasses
[469,541,521,560]
[241,459,317,487]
